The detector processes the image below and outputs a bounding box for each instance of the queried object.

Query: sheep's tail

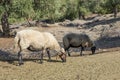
[63,36,69,50]
[14,34,21,52]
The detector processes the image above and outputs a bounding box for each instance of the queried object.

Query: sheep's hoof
[68,54,71,57]
[62,60,66,62]
[39,61,43,64]
[92,52,95,55]
[80,54,82,56]
[18,63,24,66]
[47,59,51,62]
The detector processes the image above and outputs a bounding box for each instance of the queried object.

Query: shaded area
[0,49,61,64]
[0,50,17,60]
[59,17,120,28]
[95,36,120,49]
[83,17,120,28]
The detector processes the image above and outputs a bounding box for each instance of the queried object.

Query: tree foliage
[105,0,120,17]
[0,0,120,23]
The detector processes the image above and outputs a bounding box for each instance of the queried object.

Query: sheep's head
[91,46,96,54]
[84,41,96,54]
[84,41,93,47]
[59,48,66,62]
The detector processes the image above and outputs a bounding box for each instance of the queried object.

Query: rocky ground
[0,13,120,80]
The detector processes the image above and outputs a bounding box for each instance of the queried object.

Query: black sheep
[63,33,96,56]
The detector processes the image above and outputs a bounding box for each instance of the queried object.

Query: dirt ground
[0,25,120,80]
[0,50,120,80]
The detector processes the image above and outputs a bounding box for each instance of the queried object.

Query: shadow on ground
[0,50,63,65]
[95,36,120,49]
[84,17,120,28]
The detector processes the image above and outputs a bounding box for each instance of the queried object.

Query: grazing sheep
[14,29,66,65]
[63,33,96,56]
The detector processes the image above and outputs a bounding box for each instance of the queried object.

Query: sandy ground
[0,26,120,80]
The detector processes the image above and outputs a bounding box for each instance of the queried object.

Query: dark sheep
[63,33,96,56]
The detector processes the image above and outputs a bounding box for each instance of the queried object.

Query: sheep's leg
[40,53,43,63]
[18,50,24,65]
[65,47,70,56]
[80,46,84,56]
[46,48,51,61]
[91,46,96,54]
[40,50,45,63]
[67,50,70,56]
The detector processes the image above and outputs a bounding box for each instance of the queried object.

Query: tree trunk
[1,12,10,37]
[78,11,85,20]
[113,6,117,18]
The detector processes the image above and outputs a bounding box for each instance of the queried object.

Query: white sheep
[14,29,66,65]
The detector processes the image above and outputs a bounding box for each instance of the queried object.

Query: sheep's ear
[61,48,65,53]
[85,42,89,47]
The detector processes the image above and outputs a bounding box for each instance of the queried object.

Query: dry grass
[0,51,120,80]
